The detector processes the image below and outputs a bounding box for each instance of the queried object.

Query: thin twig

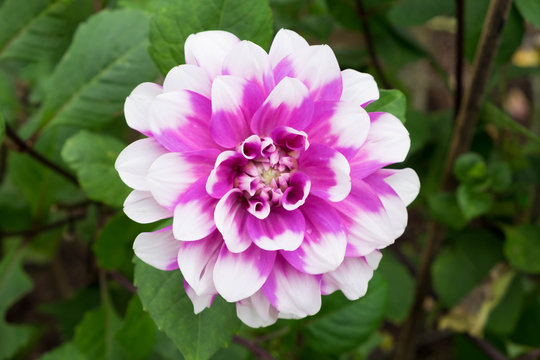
[5,124,78,186]
[0,212,87,237]
[233,336,275,360]
[517,348,540,360]
[108,270,137,294]
[468,335,508,360]
[393,1,514,359]
[355,0,392,89]
[455,0,465,116]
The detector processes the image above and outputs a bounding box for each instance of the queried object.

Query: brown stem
[5,124,78,186]
[517,348,540,360]
[108,270,137,294]
[0,212,86,237]
[455,0,465,117]
[355,0,392,89]
[393,1,514,359]
[233,336,275,360]
[468,335,508,360]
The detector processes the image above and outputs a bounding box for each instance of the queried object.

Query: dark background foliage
[0,0,539,359]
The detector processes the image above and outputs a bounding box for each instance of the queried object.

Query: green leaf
[432,230,503,307]
[304,273,389,354]
[148,0,273,74]
[134,258,241,360]
[516,0,540,28]
[428,192,468,230]
[480,102,540,146]
[115,297,156,360]
[388,0,454,26]
[503,225,540,274]
[509,293,540,346]
[0,0,93,63]
[454,152,488,184]
[485,276,525,336]
[457,184,493,220]
[378,252,414,323]
[365,89,407,122]
[0,110,4,142]
[73,305,130,360]
[94,213,153,271]
[40,343,86,360]
[0,245,34,360]
[488,162,512,192]
[37,9,157,130]
[61,130,129,207]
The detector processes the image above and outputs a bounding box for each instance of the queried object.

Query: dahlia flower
[115,29,419,327]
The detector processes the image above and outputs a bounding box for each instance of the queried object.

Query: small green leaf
[40,343,86,360]
[454,152,488,184]
[504,225,540,274]
[516,0,540,29]
[115,297,156,360]
[457,184,493,220]
[305,273,389,354]
[149,0,273,74]
[365,89,407,122]
[37,9,157,130]
[61,131,129,207]
[134,258,241,360]
[388,0,454,26]
[379,252,414,324]
[428,192,468,229]
[488,162,512,192]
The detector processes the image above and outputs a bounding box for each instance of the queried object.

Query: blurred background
[0,0,539,359]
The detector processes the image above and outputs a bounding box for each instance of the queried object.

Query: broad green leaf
[365,89,407,122]
[465,1,524,64]
[115,297,156,360]
[503,225,540,273]
[73,305,130,360]
[304,273,389,354]
[427,192,468,230]
[485,276,525,336]
[454,153,488,184]
[0,245,34,360]
[94,213,152,271]
[0,0,93,63]
[61,130,129,207]
[388,0,454,26]
[40,343,85,360]
[134,258,241,360]
[509,294,540,346]
[0,110,4,142]
[379,252,414,323]
[37,9,157,130]
[457,184,493,220]
[488,162,512,192]
[148,0,273,74]
[432,230,503,307]
[516,0,540,28]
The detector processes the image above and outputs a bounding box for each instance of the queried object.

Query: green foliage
[378,252,414,323]
[134,258,241,360]
[148,0,274,74]
[365,89,407,121]
[37,9,158,131]
[40,343,86,360]
[115,297,157,360]
[388,0,454,26]
[515,0,540,28]
[61,130,129,207]
[305,274,388,354]
[504,225,540,274]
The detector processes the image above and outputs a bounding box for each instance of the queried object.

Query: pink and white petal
[173,179,218,241]
[333,180,395,256]
[262,256,321,318]
[214,189,252,253]
[184,30,240,79]
[250,77,314,135]
[379,168,420,206]
[340,69,379,106]
[210,75,265,148]
[163,64,212,98]
[148,90,216,152]
[306,101,370,159]
[270,126,309,152]
[247,207,305,251]
[281,171,310,211]
[365,249,383,269]
[184,281,217,314]
[236,290,279,328]
[213,244,276,302]
[133,226,180,271]
[320,256,376,300]
[298,144,351,202]
[364,172,408,238]
[115,138,167,191]
[350,112,410,179]
[123,190,172,224]
[223,40,274,93]
[268,29,309,69]
[282,196,347,274]
[124,82,162,135]
[206,151,247,198]
[178,231,221,295]
[147,150,218,210]
[274,45,342,102]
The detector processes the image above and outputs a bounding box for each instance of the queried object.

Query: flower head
[115,29,420,327]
